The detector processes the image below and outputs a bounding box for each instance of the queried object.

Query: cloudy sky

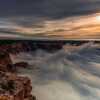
[0,0,100,39]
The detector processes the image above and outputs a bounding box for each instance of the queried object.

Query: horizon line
[0,37,100,41]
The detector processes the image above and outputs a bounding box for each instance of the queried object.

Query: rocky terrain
[0,71,36,100]
[0,40,99,100]
[0,42,37,100]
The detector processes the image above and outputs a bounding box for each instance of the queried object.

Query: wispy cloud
[0,0,100,39]
[0,13,100,39]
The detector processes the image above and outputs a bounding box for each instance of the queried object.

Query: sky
[0,0,100,39]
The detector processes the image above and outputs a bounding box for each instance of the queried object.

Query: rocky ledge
[0,71,36,100]
[0,42,37,100]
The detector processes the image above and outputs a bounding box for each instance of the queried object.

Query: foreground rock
[0,52,30,72]
[0,71,36,100]
[14,62,29,68]
[0,52,16,72]
[0,42,37,100]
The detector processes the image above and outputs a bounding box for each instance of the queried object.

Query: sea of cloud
[10,42,100,100]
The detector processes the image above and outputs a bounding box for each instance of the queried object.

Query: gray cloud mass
[0,0,100,18]
[0,0,100,39]
[17,0,100,19]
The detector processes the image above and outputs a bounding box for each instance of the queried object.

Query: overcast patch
[0,0,100,18]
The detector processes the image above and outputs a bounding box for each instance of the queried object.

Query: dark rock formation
[0,41,64,53]
[0,52,16,72]
[14,62,29,68]
[0,71,36,100]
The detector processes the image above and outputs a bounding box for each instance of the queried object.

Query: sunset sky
[0,0,100,39]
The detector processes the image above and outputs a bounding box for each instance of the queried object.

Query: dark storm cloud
[0,0,100,39]
[0,0,99,30]
[0,0,16,17]
[10,17,45,28]
[0,0,100,18]
[16,0,100,19]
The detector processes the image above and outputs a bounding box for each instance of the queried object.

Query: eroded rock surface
[0,71,36,100]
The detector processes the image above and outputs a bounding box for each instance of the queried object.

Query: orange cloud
[0,13,100,39]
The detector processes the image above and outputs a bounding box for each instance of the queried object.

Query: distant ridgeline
[0,40,99,52]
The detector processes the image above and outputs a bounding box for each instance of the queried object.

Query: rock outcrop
[0,42,37,100]
[0,71,36,100]
[0,42,31,54]
[14,62,29,68]
[0,52,15,72]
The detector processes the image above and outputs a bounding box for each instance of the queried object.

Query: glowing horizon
[0,0,100,40]
[0,13,100,40]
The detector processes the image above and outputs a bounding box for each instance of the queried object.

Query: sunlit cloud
[0,13,100,39]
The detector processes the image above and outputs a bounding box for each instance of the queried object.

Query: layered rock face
[0,42,37,100]
[0,42,31,54]
[0,51,29,72]
[0,52,15,72]
[0,72,36,100]
[0,41,64,53]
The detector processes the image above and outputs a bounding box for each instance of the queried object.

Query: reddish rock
[0,52,16,72]
[0,72,36,100]
[14,62,29,68]
[24,95,36,100]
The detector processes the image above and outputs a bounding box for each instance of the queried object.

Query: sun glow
[96,15,100,22]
